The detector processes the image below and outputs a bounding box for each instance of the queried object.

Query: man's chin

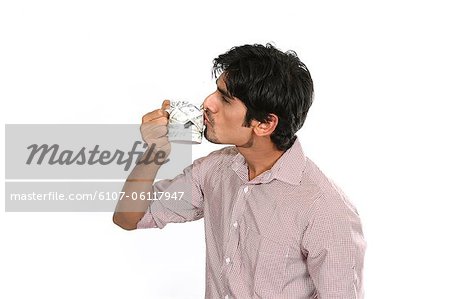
[204,129,221,144]
[204,135,221,144]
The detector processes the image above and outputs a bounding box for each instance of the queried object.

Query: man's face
[202,74,256,147]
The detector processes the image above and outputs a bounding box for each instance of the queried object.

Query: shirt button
[243,186,249,193]
[232,221,238,228]
[225,257,231,264]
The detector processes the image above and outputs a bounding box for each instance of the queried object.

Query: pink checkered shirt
[137,137,366,298]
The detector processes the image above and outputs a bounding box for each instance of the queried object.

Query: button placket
[225,257,231,265]
[223,185,248,276]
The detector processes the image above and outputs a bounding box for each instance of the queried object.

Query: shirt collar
[231,136,306,185]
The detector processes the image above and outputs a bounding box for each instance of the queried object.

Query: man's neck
[236,140,285,181]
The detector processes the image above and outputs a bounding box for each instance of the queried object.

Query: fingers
[139,100,172,153]
[140,122,168,139]
[162,99,170,118]
[140,122,171,153]
[141,100,171,124]
[141,110,167,124]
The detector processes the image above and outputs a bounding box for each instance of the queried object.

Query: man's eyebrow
[216,79,232,98]
[217,86,231,98]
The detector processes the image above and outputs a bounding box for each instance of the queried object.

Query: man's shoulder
[301,158,359,216]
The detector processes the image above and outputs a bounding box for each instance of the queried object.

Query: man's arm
[301,194,366,298]
[113,100,171,230]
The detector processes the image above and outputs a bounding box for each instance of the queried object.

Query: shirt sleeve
[136,156,205,229]
[301,193,366,299]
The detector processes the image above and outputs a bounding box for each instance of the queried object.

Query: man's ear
[253,114,278,136]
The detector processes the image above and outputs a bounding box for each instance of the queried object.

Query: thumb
[162,99,170,111]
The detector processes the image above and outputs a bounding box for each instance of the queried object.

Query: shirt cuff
[136,209,160,229]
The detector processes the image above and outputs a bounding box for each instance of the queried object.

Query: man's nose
[202,92,216,113]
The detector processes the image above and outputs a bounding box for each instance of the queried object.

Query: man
[113,44,365,298]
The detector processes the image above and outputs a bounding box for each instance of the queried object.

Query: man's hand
[140,100,171,157]
[113,100,172,230]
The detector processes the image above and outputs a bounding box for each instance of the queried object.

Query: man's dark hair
[212,43,314,151]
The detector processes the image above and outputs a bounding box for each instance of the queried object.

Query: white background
[1,0,449,298]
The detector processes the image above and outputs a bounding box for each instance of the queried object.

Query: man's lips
[203,113,211,124]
